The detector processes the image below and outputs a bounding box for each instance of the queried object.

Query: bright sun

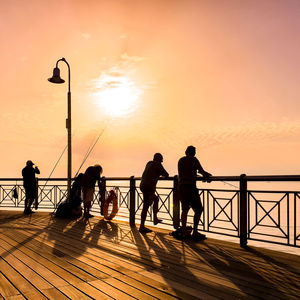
[93,73,141,118]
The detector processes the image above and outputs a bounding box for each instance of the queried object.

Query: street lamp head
[48,67,65,84]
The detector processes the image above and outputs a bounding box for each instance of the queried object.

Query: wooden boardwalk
[0,211,299,300]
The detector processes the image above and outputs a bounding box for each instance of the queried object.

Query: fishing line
[221,181,239,189]
[39,129,78,197]
[40,144,68,197]
[74,126,107,177]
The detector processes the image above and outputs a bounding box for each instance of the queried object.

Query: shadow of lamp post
[48,57,72,201]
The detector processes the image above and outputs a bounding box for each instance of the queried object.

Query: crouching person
[82,164,103,219]
[69,173,84,218]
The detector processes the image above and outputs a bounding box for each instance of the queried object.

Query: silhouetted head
[94,164,103,175]
[153,153,163,163]
[185,145,196,156]
[26,160,34,167]
[75,173,84,184]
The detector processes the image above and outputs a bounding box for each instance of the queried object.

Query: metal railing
[0,175,299,248]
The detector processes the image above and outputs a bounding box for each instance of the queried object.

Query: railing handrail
[1,174,299,249]
[1,174,300,182]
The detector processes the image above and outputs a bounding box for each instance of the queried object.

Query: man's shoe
[192,232,207,241]
[84,214,94,219]
[139,227,152,234]
[153,219,163,225]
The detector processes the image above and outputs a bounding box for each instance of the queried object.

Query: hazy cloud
[193,120,300,149]
[120,52,147,63]
[119,33,127,39]
[81,33,91,39]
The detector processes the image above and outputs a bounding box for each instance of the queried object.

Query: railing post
[239,174,248,248]
[129,176,136,227]
[100,176,106,215]
[173,175,180,229]
[35,178,39,210]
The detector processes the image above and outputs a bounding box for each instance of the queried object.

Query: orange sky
[1,0,300,179]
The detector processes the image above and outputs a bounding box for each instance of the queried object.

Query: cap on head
[153,153,163,162]
[26,160,34,166]
[185,145,196,156]
[94,164,103,174]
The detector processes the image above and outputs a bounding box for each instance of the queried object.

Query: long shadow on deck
[187,241,296,299]
[131,228,227,299]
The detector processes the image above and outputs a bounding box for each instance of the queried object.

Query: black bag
[55,201,72,218]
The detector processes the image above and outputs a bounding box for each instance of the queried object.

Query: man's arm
[34,166,40,175]
[160,164,169,178]
[196,159,211,178]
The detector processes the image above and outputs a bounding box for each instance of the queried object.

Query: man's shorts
[179,184,202,213]
[82,187,95,204]
[141,188,158,206]
[25,187,36,200]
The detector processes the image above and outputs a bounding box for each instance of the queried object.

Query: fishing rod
[40,144,68,198]
[41,125,106,198]
[74,126,106,177]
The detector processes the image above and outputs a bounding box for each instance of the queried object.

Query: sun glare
[93,73,141,118]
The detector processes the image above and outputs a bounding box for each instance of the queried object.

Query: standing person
[139,153,169,233]
[178,146,212,240]
[22,160,40,214]
[81,164,102,218]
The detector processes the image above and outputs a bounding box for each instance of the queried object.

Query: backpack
[55,201,72,218]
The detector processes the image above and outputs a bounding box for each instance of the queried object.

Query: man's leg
[179,184,190,237]
[152,194,162,225]
[85,201,92,217]
[24,188,34,213]
[191,190,205,239]
[24,197,29,213]
[181,209,189,237]
[83,188,94,218]
[28,197,35,211]
[139,191,152,233]
[193,210,201,235]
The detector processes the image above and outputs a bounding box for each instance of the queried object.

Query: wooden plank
[1,229,96,284]
[109,273,197,300]
[0,258,47,299]
[0,238,68,288]
[75,281,118,300]
[1,211,300,300]
[139,270,247,300]
[102,276,157,300]
[39,287,69,299]
[0,272,21,298]
[6,228,132,279]
[5,295,26,300]
[0,247,52,291]
[38,225,282,300]
[88,279,135,300]
[11,223,150,275]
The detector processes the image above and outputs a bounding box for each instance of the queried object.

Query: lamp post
[48,57,72,201]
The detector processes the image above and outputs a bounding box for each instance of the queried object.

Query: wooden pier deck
[0,210,299,299]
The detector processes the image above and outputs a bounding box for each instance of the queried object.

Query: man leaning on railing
[177,145,212,240]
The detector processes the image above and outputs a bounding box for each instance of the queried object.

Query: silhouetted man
[178,146,211,239]
[22,160,40,214]
[139,153,169,233]
[82,164,102,218]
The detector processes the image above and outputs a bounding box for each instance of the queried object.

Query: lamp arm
[56,57,71,93]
